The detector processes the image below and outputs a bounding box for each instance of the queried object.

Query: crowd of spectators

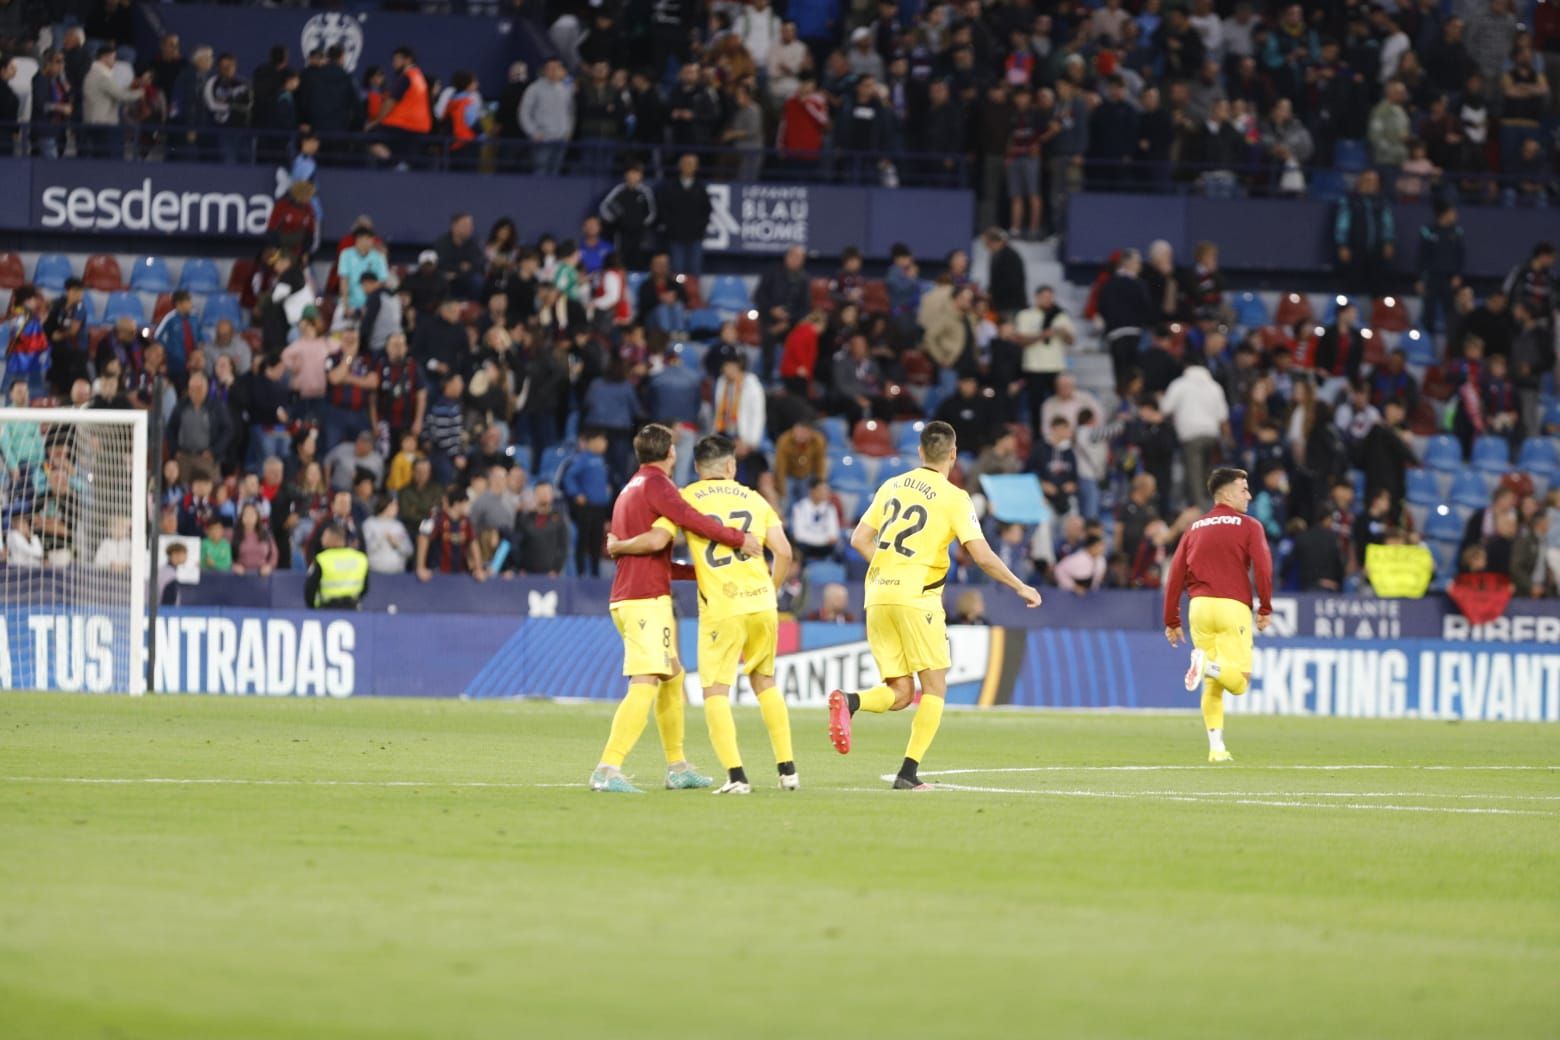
[6,0,1559,229]
[5,188,1560,606]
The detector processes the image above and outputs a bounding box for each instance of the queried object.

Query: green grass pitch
[1,692,1556,1039]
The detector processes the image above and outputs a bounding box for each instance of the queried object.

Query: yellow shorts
[865,603,950,679]
[1188,597,1254,677]
[610,596,680,678]
[698,611,778,688]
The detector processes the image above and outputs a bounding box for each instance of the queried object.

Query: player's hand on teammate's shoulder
[1017,584,1043,608]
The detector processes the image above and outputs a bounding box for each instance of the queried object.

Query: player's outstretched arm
[607,527,674,558]
[964,538,1043,608]
[765,523,792,590]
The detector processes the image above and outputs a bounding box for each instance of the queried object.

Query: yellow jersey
[860,466,983,608]
[654,479,780,619]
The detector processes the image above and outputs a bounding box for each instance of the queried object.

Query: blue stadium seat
[178,258,222,294]
[687,307,723,335]
[33,254,72,292]
[1231,292,1269,329]
[1402,328,1437,366]
[1448,469,1492,509]
[128,255,174,293]
[1308,169,1348,200]
[1350,468,1365,502]
[539,444,573,485]
[705,276,751,315]
[625,271,649,314]
[804,560,846,588]
[893,420,924,456]
[561,410,580,443]
[674,340,706,372]
[830,454,871,496]
[99,290,144,327]
[1405,469,1441,507]
[1544,398,1560,433]
[1426,539,1456,577]
[819,416,849,450]
[199,292,243,332]
[1422,505,1463,543]
[1470,435,1511,475]
[1334,139,1368,172]
[876,455,915,484]
[1421,434,1463,474]
[1516,437,1560,479]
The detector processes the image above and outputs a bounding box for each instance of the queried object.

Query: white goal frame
[0,407,149,695]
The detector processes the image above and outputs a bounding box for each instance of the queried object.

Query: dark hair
[634,423,675,463]
[64,276,83,291]
[96,44,116,59]
[920,420,956,462]
[1049,415,1070,427]
[1077,408,1096,425]
[693,434,736,472]
[171,289,192,305]
[452,70,474,91]
[393,46,416,62]
[1208,467,1248,498]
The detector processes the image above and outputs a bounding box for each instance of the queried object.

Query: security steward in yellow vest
[306,523,370,610]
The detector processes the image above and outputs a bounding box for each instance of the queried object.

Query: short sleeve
[949,490,984,546]
[653,516,677,536]
[859,485,888,531]
[760,499,782,538]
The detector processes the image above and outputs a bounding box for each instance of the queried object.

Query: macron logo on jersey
[1191,515,1247,531]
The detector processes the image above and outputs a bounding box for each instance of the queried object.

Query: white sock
[1207,728,1224,751]
[1205,659,1222,679]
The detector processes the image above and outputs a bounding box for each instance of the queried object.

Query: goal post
[0,408,149,695]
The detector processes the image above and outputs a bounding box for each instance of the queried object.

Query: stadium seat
[1422,505,1464,543]
[1405,469,1442,507]
[82,254,125,292]
[99,291,145,327]
[1403,328,1437,366]
[1273,292,1312,327]
[804,560,846,588]
[1516,437,1560,479]
[1334,139,1369,171]
[625,271,649,314]
[687,307,723,335]
[877,455,915,484]
[1322,294,1362,325]
[852,419,895,457]
[1231,292,1269,329]
[33,254,73,292]
[128,255,174,293]
[1360,327,1388,367]
[538,444,573,484]
[1449,469,1492,509]
[1370,295,1411,332]
[1422,434,1462,473]
[227,257,256,296]
[735,312,760,346]
[809,276,835,312]
[1425,539,1456,577]
[562,410,580,442]
[0,251,24,289]
[705,275,751,315]
[674,339,706,371]
[861,279,891,315]
[894,420,925,455]
[678,274,704,309]
[1308,168,1348,200]
[199,292,243,332]
[179,258,223,294]
[150,292,175,326]
[1543,398,1560,433]
[1470,435,1511,475]
[819,416,849,449]
[830,454,871,496]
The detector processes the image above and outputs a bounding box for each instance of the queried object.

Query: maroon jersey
[327,351,376,411]
[1162,504,1274,627]
[609,464,747,603]
[377,356,421,430]
[423,508,474,573]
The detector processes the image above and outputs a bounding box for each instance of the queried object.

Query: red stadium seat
[1371,295,1411,332]
[1273,292,1313,327]
[82,254,125,292]
[151,293,174,326]
[0,251,24,289]
[1407,398,1440,435]
[809,276,835,313]
[1254,325,1295,352]
[1360,328,1388,367]
[861,279,891,315]
[678,274,704,309]
[852,418,895,457]
[1005,421,1032,461]
[900,348,934,387]
[457,301,484,326]
[228,257,257,307]
[1421,364,1453,402]
[736,312,760,345]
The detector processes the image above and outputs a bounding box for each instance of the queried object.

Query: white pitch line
[915,765,1560,775]
[0,776,556,789]
[876,783,1560,817]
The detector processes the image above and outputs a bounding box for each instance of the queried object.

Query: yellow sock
[703,695,742,770]
[756,688,794,765]
[1201,679,1225,732]
[654,675,686,763]
[857,684,895,713]
[904,692,945,764]
[601,682,658,767]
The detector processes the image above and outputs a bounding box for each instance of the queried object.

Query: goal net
[0,408,149,694]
